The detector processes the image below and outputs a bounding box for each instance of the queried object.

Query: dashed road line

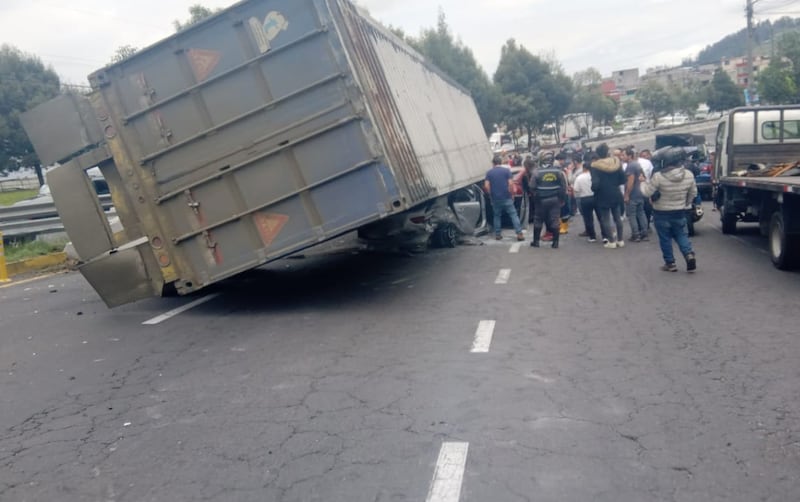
[495,269,511,284]
[471,320,495,353]
[509,242,522,253]
[142,293,221,325]
[426,442,469,502]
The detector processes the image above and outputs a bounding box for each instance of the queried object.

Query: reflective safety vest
[534,168,563,198]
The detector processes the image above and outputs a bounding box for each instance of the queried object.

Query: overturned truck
[21,0,491,306]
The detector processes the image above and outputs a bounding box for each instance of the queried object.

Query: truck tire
[721,207,737,235]
[769,212,799,270]
[433,222,458,248]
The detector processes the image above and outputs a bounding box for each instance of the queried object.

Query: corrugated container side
[75,0,489,300]
[331,0,491,205]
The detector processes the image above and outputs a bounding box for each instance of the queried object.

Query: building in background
[721,55,771,88]
[641,64,715,91]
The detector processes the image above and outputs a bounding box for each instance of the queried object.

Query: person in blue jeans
[622,147,649,242]
[641,147,698,272]
[485,155,524,241]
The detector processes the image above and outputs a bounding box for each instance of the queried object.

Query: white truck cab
[715,106,800,269]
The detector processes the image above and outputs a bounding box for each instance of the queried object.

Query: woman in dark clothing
[590,143,627,248]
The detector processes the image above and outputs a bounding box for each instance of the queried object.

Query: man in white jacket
[641,147,698,272]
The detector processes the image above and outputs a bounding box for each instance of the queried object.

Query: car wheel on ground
[432,222,458,248]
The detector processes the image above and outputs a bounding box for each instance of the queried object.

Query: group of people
[485,142,698,272]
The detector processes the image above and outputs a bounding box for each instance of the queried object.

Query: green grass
[3,238,68,263]
[0,189,38,206]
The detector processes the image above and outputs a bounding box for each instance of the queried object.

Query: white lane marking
[0,271,62,290]
[509,242,522,254]
[426,442,469,502]
[142,293,221,325]
[495,269,511,284]
[471,320,496,353]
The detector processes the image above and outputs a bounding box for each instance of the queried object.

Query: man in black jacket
[590,143,627,249]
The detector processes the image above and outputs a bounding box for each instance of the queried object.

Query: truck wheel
[433,223,458,248]
[721,207,737,235]
[769,212,799,270]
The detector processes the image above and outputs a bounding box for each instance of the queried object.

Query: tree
[111,45,138,63]
[706,68,744,112]
[571,67,616,126]
[174,4,221,31]
[620,99,642,118]
[572,67,603,89]
[776,31,800,101]
[406,11,499,133]
[494,40,572,144]
[671,85,701,118]
[0,45,61,181]
[758,59,797,104]
[637,80,674,127]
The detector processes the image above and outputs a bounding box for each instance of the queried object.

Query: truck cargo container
[714,106,800,269]
[21,0,492,306]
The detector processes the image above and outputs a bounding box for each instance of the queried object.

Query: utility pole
[746,0,755,104]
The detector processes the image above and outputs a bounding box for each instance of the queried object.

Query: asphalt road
[586,120,720,153]
[1,205,799,502]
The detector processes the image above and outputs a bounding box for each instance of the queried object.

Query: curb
[6,252,68,277]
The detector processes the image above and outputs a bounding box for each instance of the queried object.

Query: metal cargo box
[59,0,489,305]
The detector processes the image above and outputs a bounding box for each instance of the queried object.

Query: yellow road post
[0,231,10,282]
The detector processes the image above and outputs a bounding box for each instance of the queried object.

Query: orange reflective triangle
[187,49,221,82]
[253,213,290,248]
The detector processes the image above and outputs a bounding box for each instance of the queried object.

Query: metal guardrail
[0,195,114,239]
[0,177,40,192]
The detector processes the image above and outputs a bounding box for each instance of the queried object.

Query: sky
[0,0,794,87]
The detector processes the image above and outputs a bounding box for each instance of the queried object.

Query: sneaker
[630,237,641,243]
[640,235,650,242]
[602,238,609,245]
[686,253,697,272]
[495,235,503,241]
[588,238,597,243]
[604,242,617,249]
[542,233,554,242]
[617,240,625,248]
[516,233,525,241]
[661,262,678,272]
[530,241,540,248]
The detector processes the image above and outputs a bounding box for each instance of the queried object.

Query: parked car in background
[695,160,713,200]
[12,175,109,208]
[657,114,690,128]
[489,132,515,152]
[590,126,615,138]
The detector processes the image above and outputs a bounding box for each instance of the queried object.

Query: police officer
[530,152,568,248]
